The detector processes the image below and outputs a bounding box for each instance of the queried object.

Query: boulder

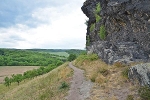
[128,63,150,87]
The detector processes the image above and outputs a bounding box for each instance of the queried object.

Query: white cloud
[0,0,87,49]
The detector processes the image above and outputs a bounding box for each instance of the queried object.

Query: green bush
[59,82,69,89]
[99,25,106,40]
[138,86,150,100]
[68,54,77,61]
[90,23,95,32]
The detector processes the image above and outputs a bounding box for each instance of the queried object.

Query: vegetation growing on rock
[90,23,95,32]
[99,25,106,40]
[95,3,101,23]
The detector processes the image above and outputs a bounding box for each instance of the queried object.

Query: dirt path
[66,62,93,100]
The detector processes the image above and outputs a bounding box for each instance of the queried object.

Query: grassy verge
[73,54,141,100]
[0,63,73,100]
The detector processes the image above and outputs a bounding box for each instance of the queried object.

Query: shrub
[126,95,134,100]
[90,23,95,32]
[99,25,106,40]
[4,77,11,87]
[75,53,99,65]
[68,54,77,61]
[138,86,150,100]
[59,81,69,89]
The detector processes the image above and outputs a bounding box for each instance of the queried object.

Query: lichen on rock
[82,0,150,64]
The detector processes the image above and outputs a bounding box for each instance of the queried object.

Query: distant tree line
[65,49,86,56]
[0,49,65,66]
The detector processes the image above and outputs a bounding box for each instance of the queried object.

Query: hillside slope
[0,63,73,100]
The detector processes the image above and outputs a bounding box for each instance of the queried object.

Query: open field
[0,66,39,83]
[49,52,69,57]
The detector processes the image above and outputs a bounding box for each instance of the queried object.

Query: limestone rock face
[82,0,150,64]
[128,63,150,87]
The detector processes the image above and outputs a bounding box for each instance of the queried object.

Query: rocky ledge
[82,0,150,64]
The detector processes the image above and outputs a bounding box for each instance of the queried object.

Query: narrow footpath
[66,62,93,100]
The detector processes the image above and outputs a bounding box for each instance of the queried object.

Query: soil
[66,62,93,100]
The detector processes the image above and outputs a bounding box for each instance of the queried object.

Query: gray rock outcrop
[82,0,150,64]
[128,63,150,87]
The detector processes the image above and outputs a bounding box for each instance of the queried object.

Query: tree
[68,54,77,61]
[12,74,23,85]
[4,77,10,87]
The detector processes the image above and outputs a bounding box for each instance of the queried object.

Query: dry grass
[0,63,73,100]
[73,58,141,100]
[0,66,39,83]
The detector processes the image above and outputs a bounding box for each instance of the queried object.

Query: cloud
[0,0,87,49]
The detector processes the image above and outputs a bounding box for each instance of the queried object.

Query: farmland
[0,66,39,83]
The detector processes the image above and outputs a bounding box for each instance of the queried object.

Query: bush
[59,82,69,89]
[68,54,77,61]
[138,86,150,100]
[90,23,95,32]
[99,25,106,40]
[76,54,98,62]
[87,54,99,61]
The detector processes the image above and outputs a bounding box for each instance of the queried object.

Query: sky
[0,0,87,49]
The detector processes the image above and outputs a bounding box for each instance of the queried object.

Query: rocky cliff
[81,0,150,64]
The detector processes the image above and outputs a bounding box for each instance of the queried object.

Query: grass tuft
[138,86,150,100]
[126,95,134,100]
[59,81,69,89]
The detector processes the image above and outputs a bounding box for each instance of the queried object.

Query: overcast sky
[0,0,87,49]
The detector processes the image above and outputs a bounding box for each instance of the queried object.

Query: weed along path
[66,62,93,100]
